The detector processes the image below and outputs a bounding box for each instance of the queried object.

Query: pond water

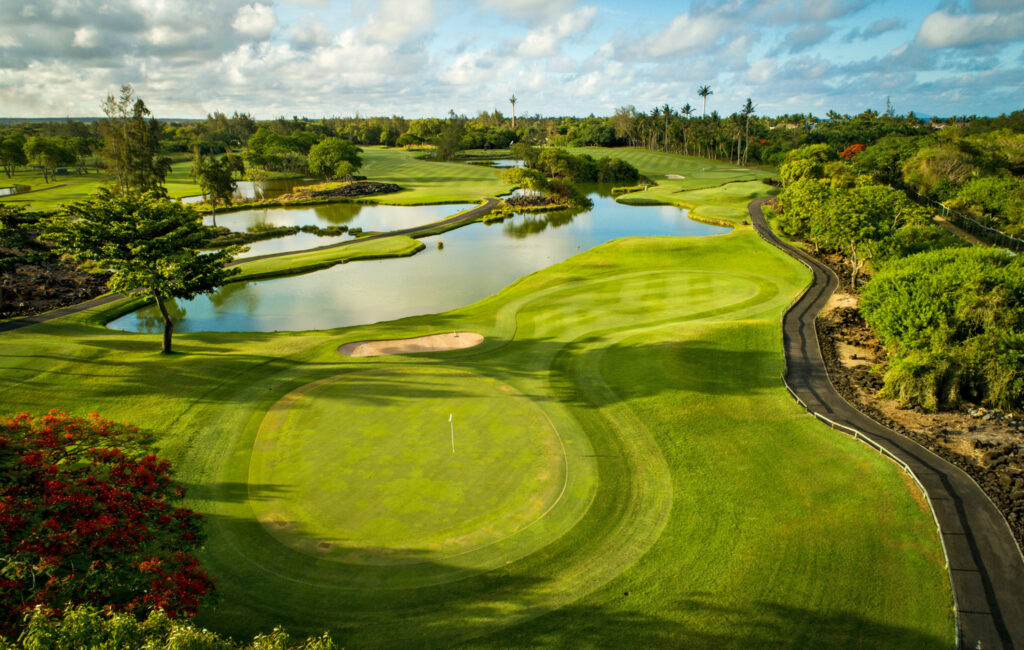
[109,186,729,333]
[180,178,319,204]
[462,158,524,168]
[207,203,474,259]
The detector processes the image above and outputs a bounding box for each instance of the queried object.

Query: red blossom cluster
[0,410,214,637]
[840,143,866,160]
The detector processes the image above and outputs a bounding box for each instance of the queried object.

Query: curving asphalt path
[0,198,500,334]
[750,197,1024,650]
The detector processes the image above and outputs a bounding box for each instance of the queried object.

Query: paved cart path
[750,196,1024,650]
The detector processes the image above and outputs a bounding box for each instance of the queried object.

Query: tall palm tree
[698,85,713,118]
[741,98,755,165]
[680,103,694,154]
[661,103,673,151]
[509,94,517,129]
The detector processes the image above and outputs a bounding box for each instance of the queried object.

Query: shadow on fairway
[195,507,948,649]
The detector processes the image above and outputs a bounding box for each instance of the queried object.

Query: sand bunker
[666,174,686,179]
[338,332,484,357]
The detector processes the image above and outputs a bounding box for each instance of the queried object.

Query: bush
[861,248,1024,410]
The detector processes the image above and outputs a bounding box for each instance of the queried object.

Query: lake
[109,186,729,333]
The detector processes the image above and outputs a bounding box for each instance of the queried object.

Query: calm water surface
[109,187,729,333]
[207,203,474,259]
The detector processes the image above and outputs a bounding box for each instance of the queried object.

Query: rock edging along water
[0,198,501,334]
[749,196,1024,650]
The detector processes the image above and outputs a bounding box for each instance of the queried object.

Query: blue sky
[0,0,1021,119]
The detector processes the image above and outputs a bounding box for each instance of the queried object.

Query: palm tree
[680,103,694,154]
[698,85,713,118]
[741,98,755,165]
[661,103,673,151]
[509,94,517,129]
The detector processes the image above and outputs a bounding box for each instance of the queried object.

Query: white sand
[666,174,686,179]
[337,332,484,357]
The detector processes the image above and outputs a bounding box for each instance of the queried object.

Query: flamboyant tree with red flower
[0,410,214,637]
[840,143,866,161]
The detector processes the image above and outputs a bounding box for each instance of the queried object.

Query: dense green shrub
[5,605,335,649]
[861,247,1024,410]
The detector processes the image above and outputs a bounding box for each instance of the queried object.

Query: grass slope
[0,226,952,648]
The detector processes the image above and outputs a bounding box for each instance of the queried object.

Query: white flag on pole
[449,413,453,422]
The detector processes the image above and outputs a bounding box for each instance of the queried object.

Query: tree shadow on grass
[193,507,948,649]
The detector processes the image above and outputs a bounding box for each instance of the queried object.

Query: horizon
[0,0,1022,120]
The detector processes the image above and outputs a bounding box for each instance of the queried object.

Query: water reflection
[109,186,729,334]
[181,179,318,205]
[503,207,585,238]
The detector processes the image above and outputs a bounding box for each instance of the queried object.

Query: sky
[0,0,1022,119]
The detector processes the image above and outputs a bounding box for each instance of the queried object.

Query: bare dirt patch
[815,289,1024,549]
[338,332,483,357]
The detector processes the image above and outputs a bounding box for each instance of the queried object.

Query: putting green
[249,367,574,571]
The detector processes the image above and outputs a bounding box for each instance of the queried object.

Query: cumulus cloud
[516,6,597,58]
[916,8,1024,48]
[781,23,834,52]
[637,12,729,58]
[233,3,278,39]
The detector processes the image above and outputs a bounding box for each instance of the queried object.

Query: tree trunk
[154,291,174,354]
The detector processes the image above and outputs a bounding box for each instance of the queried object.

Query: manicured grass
[0,223,952,647]
[231,234,424,281]
[566,146,775,190]
[0,160,202,212]
[358,147,511,204]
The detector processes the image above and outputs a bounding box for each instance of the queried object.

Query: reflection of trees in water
[313,202,365,226]
[135,298,187,334]
[503,207,586,239]
[207,282,260,316]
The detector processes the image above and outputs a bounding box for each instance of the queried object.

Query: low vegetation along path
[0,197,500,334]
[749,197,1024,650]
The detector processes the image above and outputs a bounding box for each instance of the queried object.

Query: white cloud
[363,0,434,45]
[745,57,777,84]
[233,3,277,39]
[475,0,578,22]
[72,26,99,48]
[516,6,597,58]
[916,9,1024,49]
[642,13,727,57]
[0,33,21,48]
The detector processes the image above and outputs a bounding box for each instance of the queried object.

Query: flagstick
[449,413,455,454]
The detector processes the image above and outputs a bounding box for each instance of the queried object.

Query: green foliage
[500,167,548,194]
[10,606,335,650]
[0,134,27,179]
[100,85,170,195]
[876,223,968,261]
[946,174,1024,236]
[509,142,540,168]
[534,148,639,183]
[861,247,1024,410]
[43,190,239,353]
[901,143,979,199]
[852,135,921,185]
[306,138,362,180]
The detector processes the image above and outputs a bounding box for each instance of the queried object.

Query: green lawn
[0,160,202,212]
[0,222,953,647]
[357,146,511,204]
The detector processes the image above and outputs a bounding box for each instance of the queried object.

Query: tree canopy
[44,190,240,354]
[306,138,362,179]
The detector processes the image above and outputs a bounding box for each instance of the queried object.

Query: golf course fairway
[0,222,954,647]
